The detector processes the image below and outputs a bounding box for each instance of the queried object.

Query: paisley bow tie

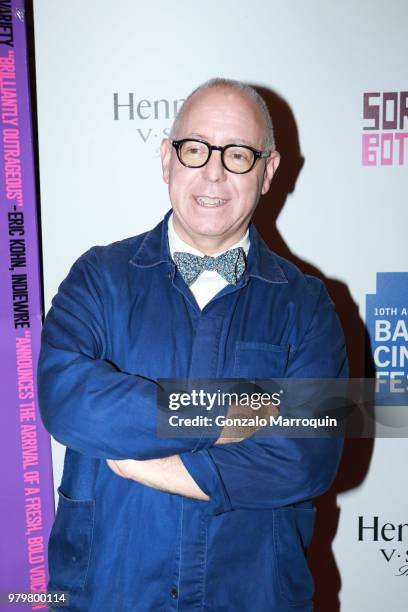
[173,247,246,286]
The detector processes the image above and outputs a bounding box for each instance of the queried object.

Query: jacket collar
[130,208,287,284]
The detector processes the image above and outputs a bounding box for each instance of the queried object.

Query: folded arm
[109,280,348,510]
[106,421,247,500]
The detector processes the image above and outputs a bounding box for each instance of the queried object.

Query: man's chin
[190,224,230,239]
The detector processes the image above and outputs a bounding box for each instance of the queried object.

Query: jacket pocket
[48,487,95,591]
[233,341,289,378]
[273,506,316,604]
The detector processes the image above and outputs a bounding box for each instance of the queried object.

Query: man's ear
[160,138,172,184]
[261,150,280,195]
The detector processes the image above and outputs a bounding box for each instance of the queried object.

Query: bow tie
[173,247,246,286]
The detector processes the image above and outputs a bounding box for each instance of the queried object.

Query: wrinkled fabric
[38,209,347,611]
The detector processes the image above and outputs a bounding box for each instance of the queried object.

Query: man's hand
[106,455,209,501]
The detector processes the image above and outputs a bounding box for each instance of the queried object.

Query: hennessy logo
[113,94,184,121]
[358,516,408,576]
[112,93,185,149]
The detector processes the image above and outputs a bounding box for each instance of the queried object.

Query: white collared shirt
[167,212,250,310]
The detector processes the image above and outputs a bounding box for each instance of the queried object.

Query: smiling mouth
[195,196,228,207]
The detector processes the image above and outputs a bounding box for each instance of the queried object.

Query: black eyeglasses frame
[171,138,270,174]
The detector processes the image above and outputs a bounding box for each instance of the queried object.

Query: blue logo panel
[366,273,408,404]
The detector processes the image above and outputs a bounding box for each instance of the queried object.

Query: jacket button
[170,588,178,599]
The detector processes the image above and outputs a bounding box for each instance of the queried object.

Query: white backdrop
[33,1,408,610]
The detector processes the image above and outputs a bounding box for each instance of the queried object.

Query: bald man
[39,78,347,611]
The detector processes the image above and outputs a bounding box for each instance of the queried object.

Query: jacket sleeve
[180,281,348,514]
[38,248,217,460]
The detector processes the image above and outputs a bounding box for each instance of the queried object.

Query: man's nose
[202,150,227,182]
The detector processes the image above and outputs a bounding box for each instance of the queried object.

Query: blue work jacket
[38,209,347,611]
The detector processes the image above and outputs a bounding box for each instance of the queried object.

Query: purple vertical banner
[0,1,54,610]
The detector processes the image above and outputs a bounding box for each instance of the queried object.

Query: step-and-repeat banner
[0,1,54,610]
[4,0,402,610]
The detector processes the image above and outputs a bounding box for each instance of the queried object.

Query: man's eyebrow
[186,132,256,147]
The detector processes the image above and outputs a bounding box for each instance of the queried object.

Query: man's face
[160,87,280,252]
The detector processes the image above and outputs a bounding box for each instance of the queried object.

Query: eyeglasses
[171,138,270,174]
